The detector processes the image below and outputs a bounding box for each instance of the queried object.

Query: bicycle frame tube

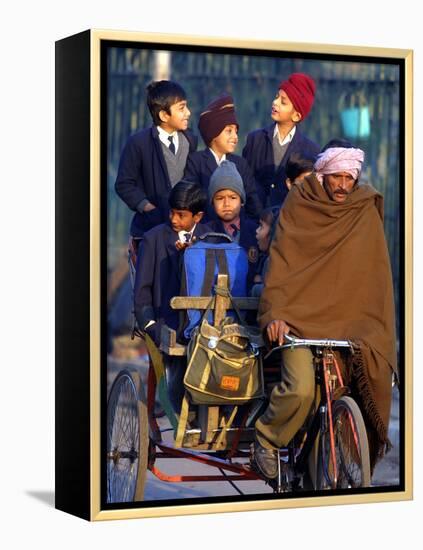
[323,354,338,487]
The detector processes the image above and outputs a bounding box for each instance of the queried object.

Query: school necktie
[168,135,176,154]
[230,224,239,238]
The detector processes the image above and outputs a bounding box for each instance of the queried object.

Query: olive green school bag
[183,302,264,406]
[174,290,265,448]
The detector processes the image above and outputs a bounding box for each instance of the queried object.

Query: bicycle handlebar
[264,334,353,360]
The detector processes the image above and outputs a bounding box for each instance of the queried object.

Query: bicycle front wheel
[318,396,371,489]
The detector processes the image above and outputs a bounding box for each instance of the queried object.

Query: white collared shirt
[273,124,296,146]
[209,148,227,165]
[178,224,196,242]
[157,126,179,153]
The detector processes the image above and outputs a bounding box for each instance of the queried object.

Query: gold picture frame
[55,29,413,521]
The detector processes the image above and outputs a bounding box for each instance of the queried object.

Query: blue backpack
[179,233,249,339]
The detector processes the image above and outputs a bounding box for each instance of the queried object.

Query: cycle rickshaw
[107,270,371,503]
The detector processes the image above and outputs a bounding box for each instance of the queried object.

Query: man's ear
[193,211,204,223]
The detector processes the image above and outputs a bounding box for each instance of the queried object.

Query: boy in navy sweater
[207,161,259,292]
[243,73,320,208]
[184,93,261,221]
[115,80,197,241]
[134,181,209,346]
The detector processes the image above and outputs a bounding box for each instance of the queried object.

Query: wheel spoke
[335,409,362,487]
[317,397,370,490]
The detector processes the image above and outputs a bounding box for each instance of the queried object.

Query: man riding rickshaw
[250,140,397,482]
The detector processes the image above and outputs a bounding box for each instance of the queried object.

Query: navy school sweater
[242,124,319,207]
[115,125,198,237]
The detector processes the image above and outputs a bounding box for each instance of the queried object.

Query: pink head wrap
[314,147,365,184]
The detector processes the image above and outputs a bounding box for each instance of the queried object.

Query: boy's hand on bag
[175,240,190,251]
[175,236,197,251]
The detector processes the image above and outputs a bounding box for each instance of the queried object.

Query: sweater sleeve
[239,158,263,217]
[115,135,148,211]
[183,153,200,183]
[242,132,254,165]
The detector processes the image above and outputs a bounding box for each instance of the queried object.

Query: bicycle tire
[107,369,149,503]
[317,396,371,489]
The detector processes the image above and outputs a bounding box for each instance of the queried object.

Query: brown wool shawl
[259,174,397,466]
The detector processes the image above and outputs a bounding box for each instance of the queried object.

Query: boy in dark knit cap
[115,80,197,242]
[243,73,320,208]
[184,93,261,221]
[207,160,259,291]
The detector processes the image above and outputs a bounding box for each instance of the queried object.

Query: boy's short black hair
[260,206,280,244]
[285,152,316,181]
[146,80,187,126]
[169,180,207,215]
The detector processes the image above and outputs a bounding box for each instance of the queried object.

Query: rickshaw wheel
[107,369,149,503]
[317,396,371,489]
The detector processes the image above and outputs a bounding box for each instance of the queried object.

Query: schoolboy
[207,161,259,291]
[134,180,209,346]
[285,151,316,190]
[115,80,197,241]
[243,73,320,208]
[184,93,261,221]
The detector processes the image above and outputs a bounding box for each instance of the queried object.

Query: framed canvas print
[55,29,413,521]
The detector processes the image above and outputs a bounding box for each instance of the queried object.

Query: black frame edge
[55,29,91,521]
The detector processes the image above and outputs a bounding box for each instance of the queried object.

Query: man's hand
[266,320,290,346]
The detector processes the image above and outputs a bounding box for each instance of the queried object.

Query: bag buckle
[208,336,218,349]
[250,342,260,356]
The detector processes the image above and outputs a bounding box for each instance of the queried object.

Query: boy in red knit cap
[243,73,320,208]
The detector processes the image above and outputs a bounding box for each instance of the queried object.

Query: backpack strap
[215,249,230,288]
[201,248,217,296]
[213,283,246,326]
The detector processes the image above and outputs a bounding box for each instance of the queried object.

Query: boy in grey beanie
[208,160,246,205]
[208,161,259,292]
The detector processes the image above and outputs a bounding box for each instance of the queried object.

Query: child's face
[210,124,238,156]
[159,99,191,133]
[286,170,312,190]
[271,89,301,125]
[212,189,242,222]
[169,209,203,232]
[256,220,271,252]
